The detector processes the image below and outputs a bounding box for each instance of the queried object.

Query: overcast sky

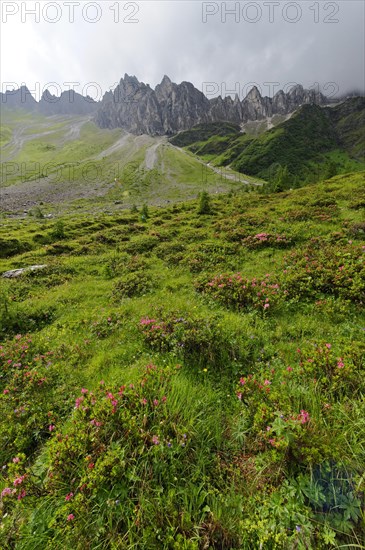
[1,0,364,100]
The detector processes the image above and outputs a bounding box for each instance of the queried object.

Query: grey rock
[2,265,48,279]
[0,76,328,135]
[39,89,97,116]
[0,85,38,111]
[96,76,326,135]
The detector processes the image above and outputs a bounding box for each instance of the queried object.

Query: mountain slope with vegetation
[170,98,365,186]
[0,170,364,549]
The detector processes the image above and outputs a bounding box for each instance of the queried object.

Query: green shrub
[125,234,159,254]
[197,191,212,215]
[139,311,258,372]
[112,271,154,299]
[0,238,32,258]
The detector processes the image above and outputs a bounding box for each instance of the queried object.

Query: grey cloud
[1,1,364,99]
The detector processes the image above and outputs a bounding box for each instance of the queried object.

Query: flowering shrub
[242,232,292,250]
[195,273,282,312]
[1,364,201,548]
[282,241,364,303]
[139,313,251,370]
[297,341,365,397]
[235,371,322,464]
[89,313,123,339]
[0,335,73,463]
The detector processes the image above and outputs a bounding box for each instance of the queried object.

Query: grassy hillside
[171,99,365,185]
[169,122,241,147]
[0,171,364,549]
[1,110,239,213]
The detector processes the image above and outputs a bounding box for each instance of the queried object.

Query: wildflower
[153,399,159,406]
[49,425,56,432]
[286,366,293,372]
[161,396,167,403]
[88,463,95,469]
[17,489,26,500]
[67,514,75,521]
[237,392,242,400]
[325,343,331,349]
[264,303,270,309]
[3,389,9,394]
[13,475,26,486]
[75,397,84,409]
[90,419,102,427]
[65,492,74,501]
[239,377,246,386]
[152,435,159,445]
[263,380,271,386]
[337,358,344,368]
[296,526,301,533]
[1,487,12,498]
[81,388,88,394]
[299,410,310,424]
[141,398,148,405]
[12,457,20,464]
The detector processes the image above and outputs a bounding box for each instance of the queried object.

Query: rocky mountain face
[0,86,38,111]
[0,87,97,116]
[1,75,327,133]
[39,89,98,116]
[96,75,327,135]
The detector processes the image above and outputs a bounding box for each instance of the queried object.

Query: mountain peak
[245,86,262,100]
[122,74,140,85]
[161,75,172,86]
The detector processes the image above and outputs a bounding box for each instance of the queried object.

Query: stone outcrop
[96,75,327,135]
[0,75,327,134]
[39,89,98,116]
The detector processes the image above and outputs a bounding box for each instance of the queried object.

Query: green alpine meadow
[1,97,364,549]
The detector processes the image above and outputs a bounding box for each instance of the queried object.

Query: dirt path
[92,132,130,160]
[1,124,59,161]
[60,116,92,144]
[1,116,92,162]
[144,138,166,170]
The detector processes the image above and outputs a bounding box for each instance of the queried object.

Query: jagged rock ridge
[39,89,98,116]
[1,75,327,134]
[0,87,97,116]
[95,75,327,135]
